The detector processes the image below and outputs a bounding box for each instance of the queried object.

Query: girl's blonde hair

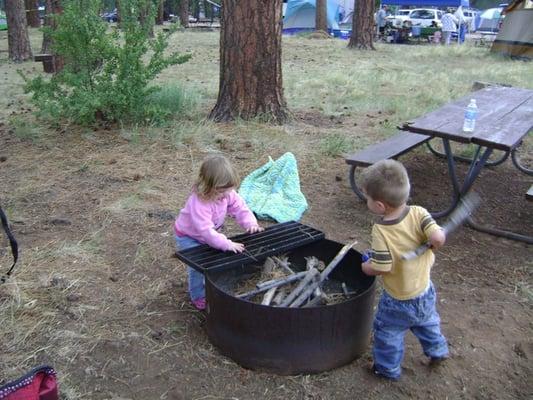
[194,154,240,200]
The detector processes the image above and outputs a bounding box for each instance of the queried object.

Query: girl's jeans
[373,282,448,379]
[175,235,205,301]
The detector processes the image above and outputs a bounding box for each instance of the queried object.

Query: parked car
[387,9,442,28]
[386,9,411,26]
[101,9,118,23]
[407,9,443,28]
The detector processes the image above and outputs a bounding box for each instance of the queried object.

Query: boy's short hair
[361,160,410,207]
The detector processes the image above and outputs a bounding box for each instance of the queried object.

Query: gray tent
[491,0,533,59]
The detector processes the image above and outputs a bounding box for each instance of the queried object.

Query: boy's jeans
[373,282,448,379]
[175,235,205,301]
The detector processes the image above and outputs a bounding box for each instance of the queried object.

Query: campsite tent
[382,0,468,6]
[283,0,343,32]
[477,7,503,32]
[491,0,533,59]
[0,11,7,31]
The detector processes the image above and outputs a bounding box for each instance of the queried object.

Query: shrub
[22,0,191,126]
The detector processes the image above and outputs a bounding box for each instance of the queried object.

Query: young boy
[360,160,449,380]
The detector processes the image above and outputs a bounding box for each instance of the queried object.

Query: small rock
[66,293,82,302]
[109,274,119,282]
[335,175,342,182]
[48,218,72,226]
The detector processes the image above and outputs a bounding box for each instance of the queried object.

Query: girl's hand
[246,225,264,234]
[227,241,245,253]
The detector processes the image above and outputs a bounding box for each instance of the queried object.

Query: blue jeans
[175,235,205,301]
[373,282,448,379]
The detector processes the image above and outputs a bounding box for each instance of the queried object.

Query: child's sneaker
[429,356,449,366]
[191,298,206,311]
[371,364,400,381]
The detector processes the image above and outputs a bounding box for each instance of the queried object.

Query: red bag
[0,366,58,400]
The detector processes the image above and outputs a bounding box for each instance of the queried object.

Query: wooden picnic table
[400,86,533,243]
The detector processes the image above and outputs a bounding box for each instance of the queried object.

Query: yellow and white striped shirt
[370,206,442,300]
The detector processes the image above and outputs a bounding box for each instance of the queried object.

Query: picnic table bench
[345,132,430,200]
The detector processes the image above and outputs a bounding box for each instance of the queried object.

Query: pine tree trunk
[25,0,40,28]
[179,0,189,27]
[348,0,375,50]
[156,0,164,24]
[5,0,33,62]
[41,0,63,72]
[139,2,155,37]
[209,0,289,124]
[316,0,327,32]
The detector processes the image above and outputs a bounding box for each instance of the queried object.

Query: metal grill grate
[175,221,325,273]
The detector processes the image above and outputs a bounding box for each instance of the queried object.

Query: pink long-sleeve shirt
[174,190,258,251]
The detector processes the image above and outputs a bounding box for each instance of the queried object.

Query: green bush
[22,0,191,126]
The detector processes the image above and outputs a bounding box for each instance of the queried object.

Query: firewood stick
[256,270,307,290]
[280,268,319,307]
[289,241,357,308]
[272,289,286,306]
[236,271,307,299]
[272,256,294,274]
[303,294,324,308]
[261,287,277,306]
[342,282,349,296]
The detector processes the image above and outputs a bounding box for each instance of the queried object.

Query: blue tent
[383,0,469,6]
[283,0,342,32]
[385,0,470,5]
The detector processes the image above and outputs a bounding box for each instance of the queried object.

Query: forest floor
[0,27,532,400]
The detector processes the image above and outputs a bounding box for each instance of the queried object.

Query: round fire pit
[205,239,376,375]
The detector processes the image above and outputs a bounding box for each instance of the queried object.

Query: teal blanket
[239,152,308,223]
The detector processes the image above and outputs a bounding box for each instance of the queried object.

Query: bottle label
[465,110,477,119]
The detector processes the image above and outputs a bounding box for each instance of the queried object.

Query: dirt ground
[1,105,532,399]
[1,26,532,400]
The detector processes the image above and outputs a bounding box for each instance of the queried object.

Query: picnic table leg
[511,144,533,176]
[349,165,367,201]
[466,217,533,244]
[426,139,509,167]
[430,139,461,219]
[442,143,533,244]
[459,145,493,194]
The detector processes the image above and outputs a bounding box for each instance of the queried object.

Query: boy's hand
[227,241,245,253]
[429,229,446,250]
[246,225,264,234]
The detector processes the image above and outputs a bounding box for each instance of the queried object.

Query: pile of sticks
[235,241,357,308]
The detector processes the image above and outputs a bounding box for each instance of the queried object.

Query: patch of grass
[105,193,143,213]
[145,84,200,125]
[8,116,39,142]
[320,134,352,157]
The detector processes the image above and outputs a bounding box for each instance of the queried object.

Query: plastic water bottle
[463,99,478,132]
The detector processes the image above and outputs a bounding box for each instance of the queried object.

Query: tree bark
[41,0,63,72]
[315,0,327,32]
[348,0,375,50]
[25,0,40,27]
[210,0,289,124]
[156,0,164,24]
[179,0,189,27]
[5,0,33,62]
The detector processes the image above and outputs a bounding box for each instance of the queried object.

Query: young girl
[174,154,263,310]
